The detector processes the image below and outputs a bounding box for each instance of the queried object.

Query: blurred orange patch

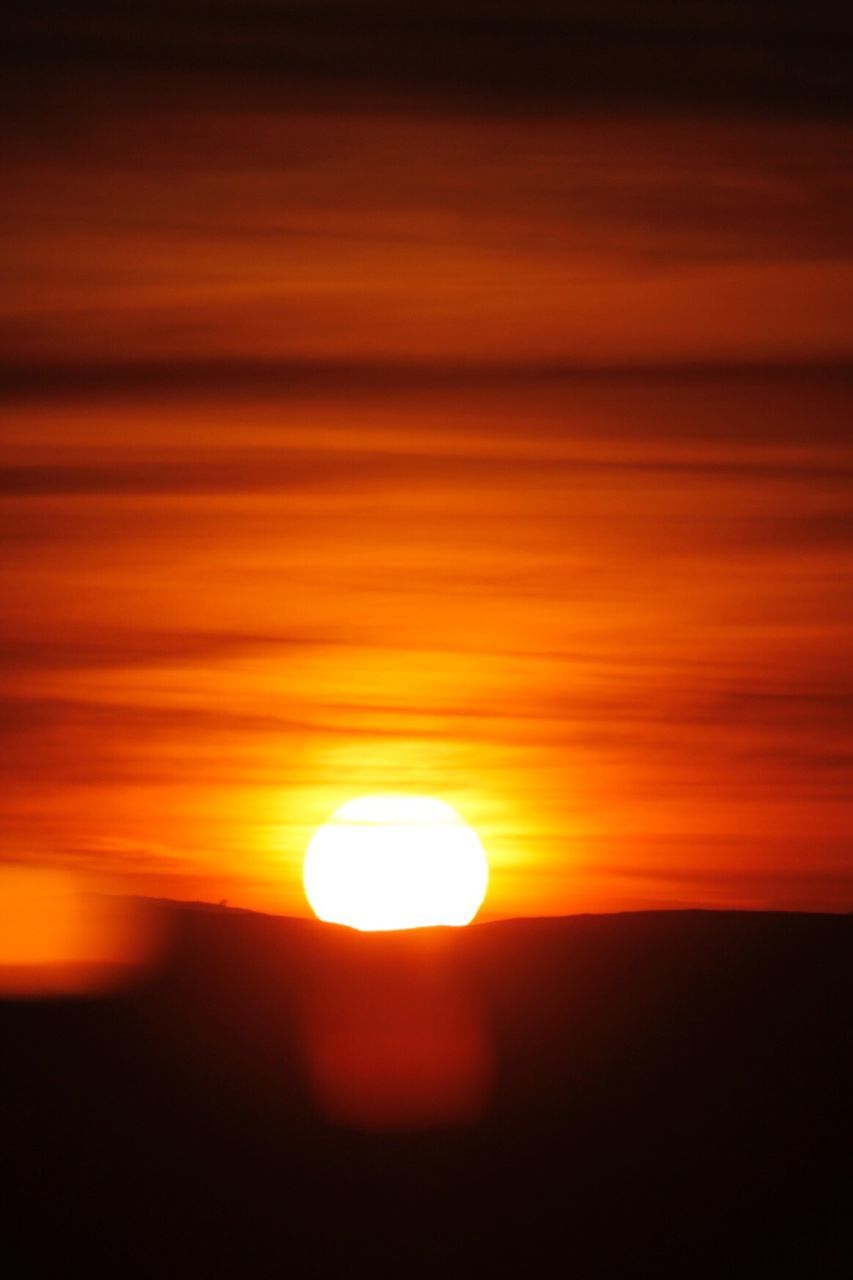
[0,865,162,996]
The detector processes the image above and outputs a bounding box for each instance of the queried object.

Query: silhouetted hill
[2,907,849,1274]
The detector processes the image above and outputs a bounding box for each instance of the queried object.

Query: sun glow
[303,796,489,931]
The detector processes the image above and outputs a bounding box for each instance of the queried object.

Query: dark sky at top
[3,1,851,117]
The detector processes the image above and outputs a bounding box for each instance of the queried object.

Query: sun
[303,795,489,931]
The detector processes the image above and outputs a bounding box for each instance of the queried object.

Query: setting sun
[303,796,489,931]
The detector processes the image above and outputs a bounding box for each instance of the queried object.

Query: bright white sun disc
[303,796,489,931]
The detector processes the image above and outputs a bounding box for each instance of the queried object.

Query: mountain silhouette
[2,905,849,1274]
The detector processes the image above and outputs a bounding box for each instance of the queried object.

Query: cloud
[0,627,328,673]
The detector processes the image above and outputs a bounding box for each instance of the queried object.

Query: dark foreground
[3,907,850,1274]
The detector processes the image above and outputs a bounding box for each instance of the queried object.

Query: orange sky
[2,4,852,918]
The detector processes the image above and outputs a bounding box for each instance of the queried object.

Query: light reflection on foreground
[0,865,163,996]
[300,929,492,1129]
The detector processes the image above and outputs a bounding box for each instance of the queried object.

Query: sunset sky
[2,2,852,919]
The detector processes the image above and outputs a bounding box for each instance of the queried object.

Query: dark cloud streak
[3,448,852,500]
